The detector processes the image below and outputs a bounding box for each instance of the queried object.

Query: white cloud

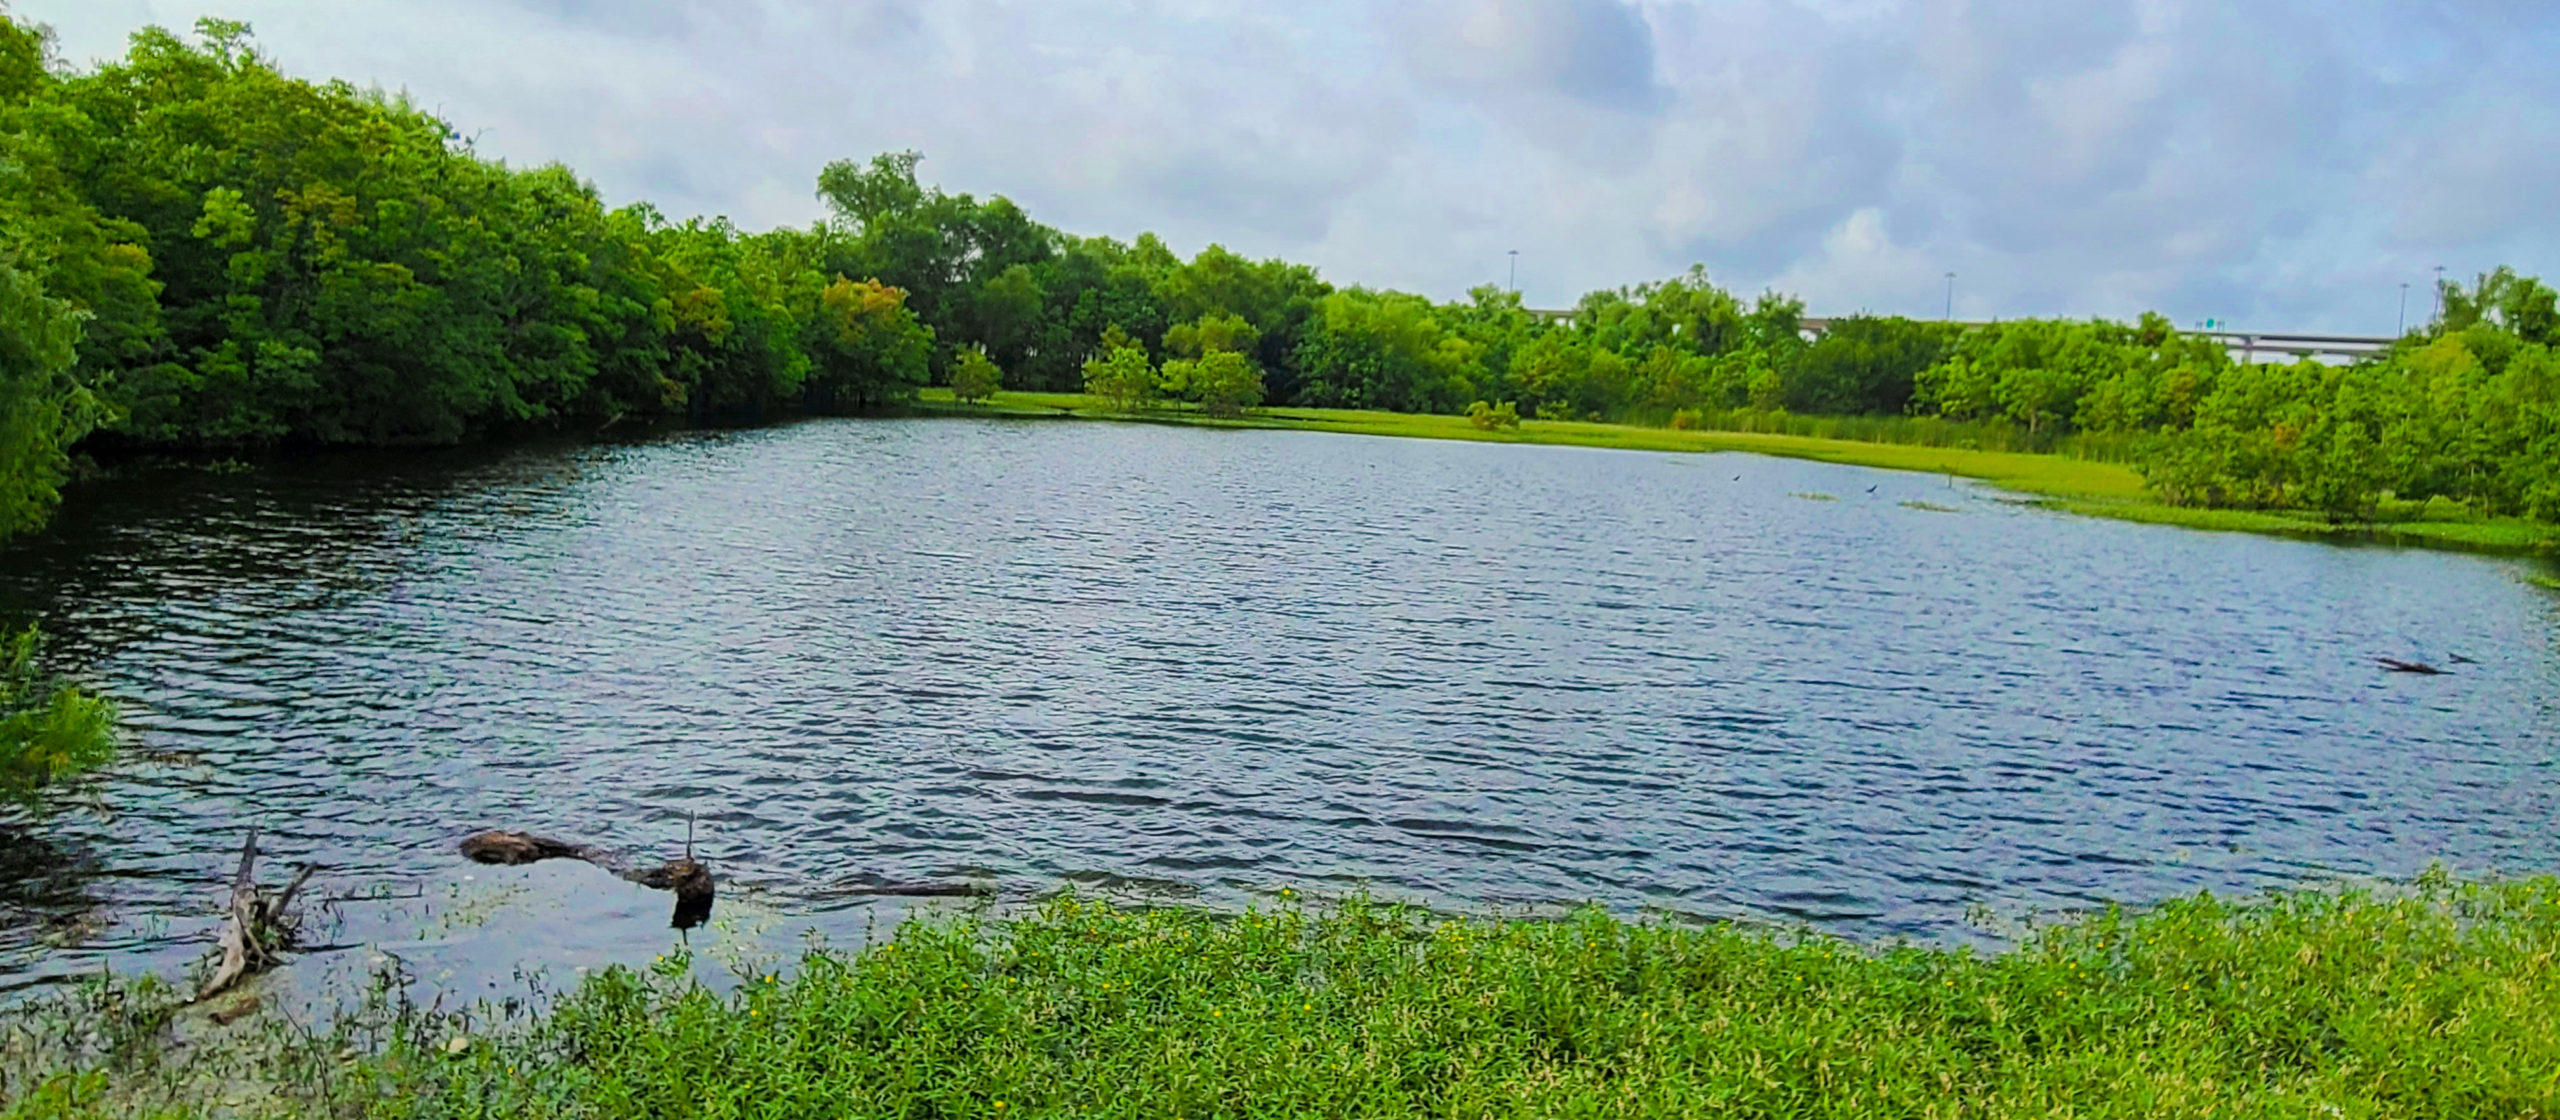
[25,0,2560,332]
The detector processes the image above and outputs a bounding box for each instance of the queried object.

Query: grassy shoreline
[917,390,2560,556]
[9,875,2557,1117]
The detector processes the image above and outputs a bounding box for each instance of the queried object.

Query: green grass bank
[917,390,2560,555]
[9,875,2558,1118]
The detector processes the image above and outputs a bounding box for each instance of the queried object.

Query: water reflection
[0,830,108,961]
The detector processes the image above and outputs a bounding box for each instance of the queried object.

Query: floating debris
[1788,492,1839,502]
[459,819,715,930]
[1899,500,1962,513]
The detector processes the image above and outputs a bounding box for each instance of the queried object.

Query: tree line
[2,13,2551,819]
[7,14,2560,550]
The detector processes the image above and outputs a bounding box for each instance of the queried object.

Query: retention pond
[3,418,2554,994]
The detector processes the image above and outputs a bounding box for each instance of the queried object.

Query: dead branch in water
[197,827,319,1003]
[2376,657,2446,675]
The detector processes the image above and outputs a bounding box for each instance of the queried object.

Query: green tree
[0,625,117,815]
[1995,364,2081,435]
[1785,316,1947,415]
[1082,343,1153,412]
[950,347,1001,404]
[1185,349,1263,417]
[1291,290,1480,414]
[1163,313,1260,360]
[804,277,932,412]
[815,150,928,232]
[2442,267,2560,346]
[0,256,109,539]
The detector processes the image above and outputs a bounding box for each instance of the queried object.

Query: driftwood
[458,830,606,866]
[197,827,318,1003]
[2377,657,2446,675]
[459,821,715,929]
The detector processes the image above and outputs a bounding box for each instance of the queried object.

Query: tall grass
[1665,408,2149,463]
[15,874,2548,1118]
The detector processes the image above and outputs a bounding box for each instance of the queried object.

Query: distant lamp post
[1943,272,1955,321]
[1508,250,1519,295]
[2433,265,2447,324]
[2398,282,2410,335]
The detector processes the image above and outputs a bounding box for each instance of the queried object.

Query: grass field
[13,874,2557,1118]
[916,390,2560,554]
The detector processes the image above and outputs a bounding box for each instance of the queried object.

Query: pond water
[2,418,2556,995]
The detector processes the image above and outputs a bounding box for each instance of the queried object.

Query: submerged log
[814,876,998,899]
[2377,657,2446,675]
[457,823,714,929]
[459,830,601,866]
[197,828,318,1003]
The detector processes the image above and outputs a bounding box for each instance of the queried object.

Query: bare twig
[319,885,425,904]
[270,863,317,922]
[198,830,260,1002]
[228,827,259,895]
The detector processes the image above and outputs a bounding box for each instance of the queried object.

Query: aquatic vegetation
[1900,500,1962,513]
[1789,491,1840,502]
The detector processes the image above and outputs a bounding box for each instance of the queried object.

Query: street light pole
[2433,265,2447,324]
[1508,250,1519,295]
[2398,282,2409,335]
[1943,272,1955,321]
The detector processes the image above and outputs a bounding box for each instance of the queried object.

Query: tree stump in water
[458,828,714,929]
[197,827,317,1002]
[638,858,716,929]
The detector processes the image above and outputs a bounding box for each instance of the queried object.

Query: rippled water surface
[3,419,2557,990]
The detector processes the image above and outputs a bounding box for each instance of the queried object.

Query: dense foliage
[0,13,943,532]
[0,625,116,814]
[2,14,2554,541]
[8,876,2556,1117]
[2136,271,2560,519]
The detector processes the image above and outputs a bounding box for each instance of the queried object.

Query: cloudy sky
[30,0,2560,333]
